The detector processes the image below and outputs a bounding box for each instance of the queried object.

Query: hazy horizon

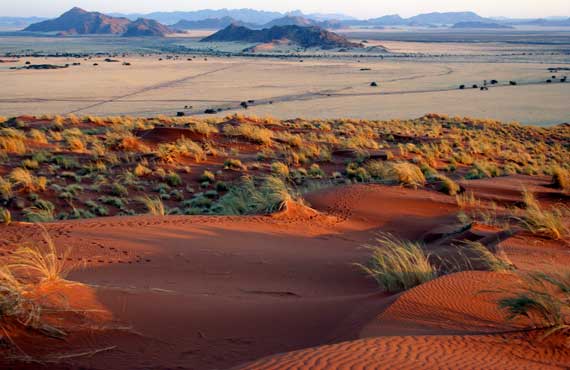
[2,0,569,19]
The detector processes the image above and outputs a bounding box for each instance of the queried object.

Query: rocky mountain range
[201,24,361,49]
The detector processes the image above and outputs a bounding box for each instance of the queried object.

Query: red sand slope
[1,181,568,369]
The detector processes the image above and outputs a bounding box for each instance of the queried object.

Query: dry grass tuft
[496,271,570,338]
[10,226,75,283]
[552,166,570,192]
[517,190,569,240]
[139,196,166,216]
[357,233,437,293]
[387,162,426,188]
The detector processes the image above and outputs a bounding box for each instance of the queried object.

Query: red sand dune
[1,181,569,369]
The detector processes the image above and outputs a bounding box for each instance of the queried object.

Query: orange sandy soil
[1,179,569,369]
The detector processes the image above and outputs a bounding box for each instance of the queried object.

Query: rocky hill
[173,17,254,30]
[24,7,174,36]
[123,18,175,37]
[261,15,342,29]
[201,24,360,49]
[24,7,131,34]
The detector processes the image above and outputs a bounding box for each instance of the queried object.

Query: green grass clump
[214,176,293,215]
[357,233,437,293]
[0,178,13,200]
[497,271,570,338]
[465,161,502,179]
[23,201,55,223]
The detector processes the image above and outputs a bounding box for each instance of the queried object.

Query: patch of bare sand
[1,182,568,369]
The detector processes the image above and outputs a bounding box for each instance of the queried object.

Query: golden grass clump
[271,161,290,178]
[0,266,42,341]
[434,174,461,196]
[551,166,570,192]
[0,178,13,200]
[119,135,150,153]
[28,129,48,144]
[0,130,26,154]
[518,190,569,240]
[388,162,426,188]
[456,191,481,209]
[9,168,47,193]
[10,227,74,283]
[224,123,274,146]
[0,208,11,225]
[357,233,437,293]
[134,163,152,177]
[139,196,166,216]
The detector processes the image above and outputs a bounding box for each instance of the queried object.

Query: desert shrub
[0,266,59,341]
[51,156,79,170]
[224,124,273,145]
[0,135,26,154]
[118,135,150,153]
[276,132,303,147]
[342,135,379,150]
[551,166,570,192]
[0,208,11,225]
[456,191,480,209]
[110,183,128,197]
[65,136,86,152]
[214,176,293,215]
[23,201,55,222]
[346,163,370,182]
[465,161,502,179]
[308,164,325,179]
[434,174,461,196]
[458,241,513,272]
[454,152,474,165]
[0,178,13,200]
[356,233,437,293]
[21,159,39,170]
[9,168,47,193]
[200,170,216,184]
[98,196,125,209]
[31,151,51,164]
[165,171,183,186]
[517,190,568,240]
[133,163,152,177]
[187,121,218,136]
[139,196,166,216]
[224,158,246,171]
[271,162,290,178]
[85,200,109,217]
[10,226,74,282]
[156,138,205,163]
[496,271,570,338]
[28,129,48,144]
[387,162,426,188]
[365,160,389,180]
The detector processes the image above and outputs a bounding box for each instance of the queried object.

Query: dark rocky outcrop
[202,24,362,49]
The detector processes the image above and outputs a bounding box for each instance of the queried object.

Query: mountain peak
[65,7,88,15]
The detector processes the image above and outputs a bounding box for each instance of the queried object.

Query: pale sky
[2,0,569,19]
